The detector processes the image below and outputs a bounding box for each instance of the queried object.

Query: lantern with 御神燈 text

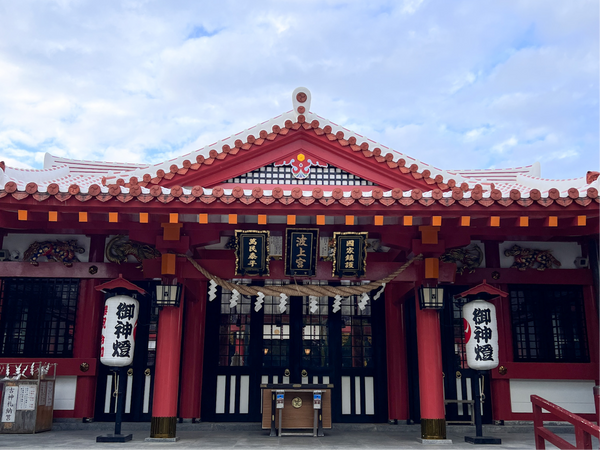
[100,295,139,367]
[463,299,499,371]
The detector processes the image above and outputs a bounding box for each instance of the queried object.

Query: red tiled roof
[1,178,597,209]
[1,88,598,210]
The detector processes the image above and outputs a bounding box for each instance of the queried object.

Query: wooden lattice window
[0,278,79,357]
[218,283,252,367]
[510,285,589,363]
[302,282,329,368]
[340,282,373,368]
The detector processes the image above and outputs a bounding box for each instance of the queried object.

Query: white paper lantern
[100,295,139,367]
[463,299,499,370]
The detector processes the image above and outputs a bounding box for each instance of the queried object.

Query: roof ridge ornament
[292,87,311,118]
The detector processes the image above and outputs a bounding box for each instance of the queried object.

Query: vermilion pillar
[385,283,410,421]
[178,280,207,419]
[72,279,103,419]
[72,234,105,419]
[149,293,185,440]
[415,292,446,440]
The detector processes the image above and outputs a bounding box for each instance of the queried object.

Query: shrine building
[0,87,597,440]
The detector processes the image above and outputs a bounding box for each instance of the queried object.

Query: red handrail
[531,394,600,450]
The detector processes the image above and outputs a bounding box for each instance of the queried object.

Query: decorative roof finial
[292,87,311,118]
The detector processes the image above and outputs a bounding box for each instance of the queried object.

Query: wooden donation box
[261,384,332,437]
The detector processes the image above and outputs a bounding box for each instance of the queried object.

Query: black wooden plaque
[235,230,270,276]
[285,228,318,277]
[332,232,368,277]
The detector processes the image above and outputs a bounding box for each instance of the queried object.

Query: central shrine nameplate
[285,229,318,277]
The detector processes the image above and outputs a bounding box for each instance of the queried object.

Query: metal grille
[302,281,329,368]
[226,163,375,186]
[218,282,252,367]
[0,278,79,357]
[341,283,373,368]
[262,280,290,368]
[510,285,589,362]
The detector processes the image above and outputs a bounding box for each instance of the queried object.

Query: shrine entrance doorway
[201,281,388,423]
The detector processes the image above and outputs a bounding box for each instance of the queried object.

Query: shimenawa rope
[177,253,423,298]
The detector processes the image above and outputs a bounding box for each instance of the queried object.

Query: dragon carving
[106,235,162,267]
[24,240,85,267]
[504,245,561,271]
[440,245,484,275]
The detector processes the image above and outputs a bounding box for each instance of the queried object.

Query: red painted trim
[490,379,511,420]
[178,280,207,419]
[88,235,106,263]
[95,274,147,294]
[493,290,513,364]
[385,283,409,420]
[0,262,150,279]
[143,257,456,284]
[456,280,508,299]
[72,279,104,418]
[152,298,185,418]
[456,268,594,285]
[483,240,501,267]
[414,293,445,420]
[490,363,599,380]
[0,358,97,376]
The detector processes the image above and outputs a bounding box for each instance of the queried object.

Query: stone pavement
[1,422,596,449]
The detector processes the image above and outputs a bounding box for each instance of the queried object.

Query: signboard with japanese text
[45,381,54,407]
[38,382,47,406]
[2,386,18,423]
[285,229,318,277]
[332,232,368,277]
[463,299,499,370]
[16,385,36,411]
[100,295,139,367]
[235,230,270,276]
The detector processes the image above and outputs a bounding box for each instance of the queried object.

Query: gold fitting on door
[301,369,308,378]
[284,368,290,377]
[456,371,462,379]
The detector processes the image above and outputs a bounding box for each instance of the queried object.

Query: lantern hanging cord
[176,253,423,298]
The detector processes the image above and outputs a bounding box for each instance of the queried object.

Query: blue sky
[0,0,597,180]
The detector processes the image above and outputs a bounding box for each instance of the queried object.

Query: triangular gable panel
[223,162,375,187]
[157,128,435,191]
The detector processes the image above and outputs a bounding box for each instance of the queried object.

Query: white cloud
[0,0,596,180]
[492,137,518,153]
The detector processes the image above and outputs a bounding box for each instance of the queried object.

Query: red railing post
[532,398,546,450]
[594,385,599,426]
[575,427,592,449]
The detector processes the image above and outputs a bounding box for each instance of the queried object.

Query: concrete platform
[1,422,597,449]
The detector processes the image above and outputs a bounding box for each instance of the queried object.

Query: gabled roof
[0,88,598,210]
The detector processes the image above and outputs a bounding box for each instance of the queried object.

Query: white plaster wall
[499,241,581,269]
[510,379,596,413]
[2,234,91,262]
[53,376,77,410]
